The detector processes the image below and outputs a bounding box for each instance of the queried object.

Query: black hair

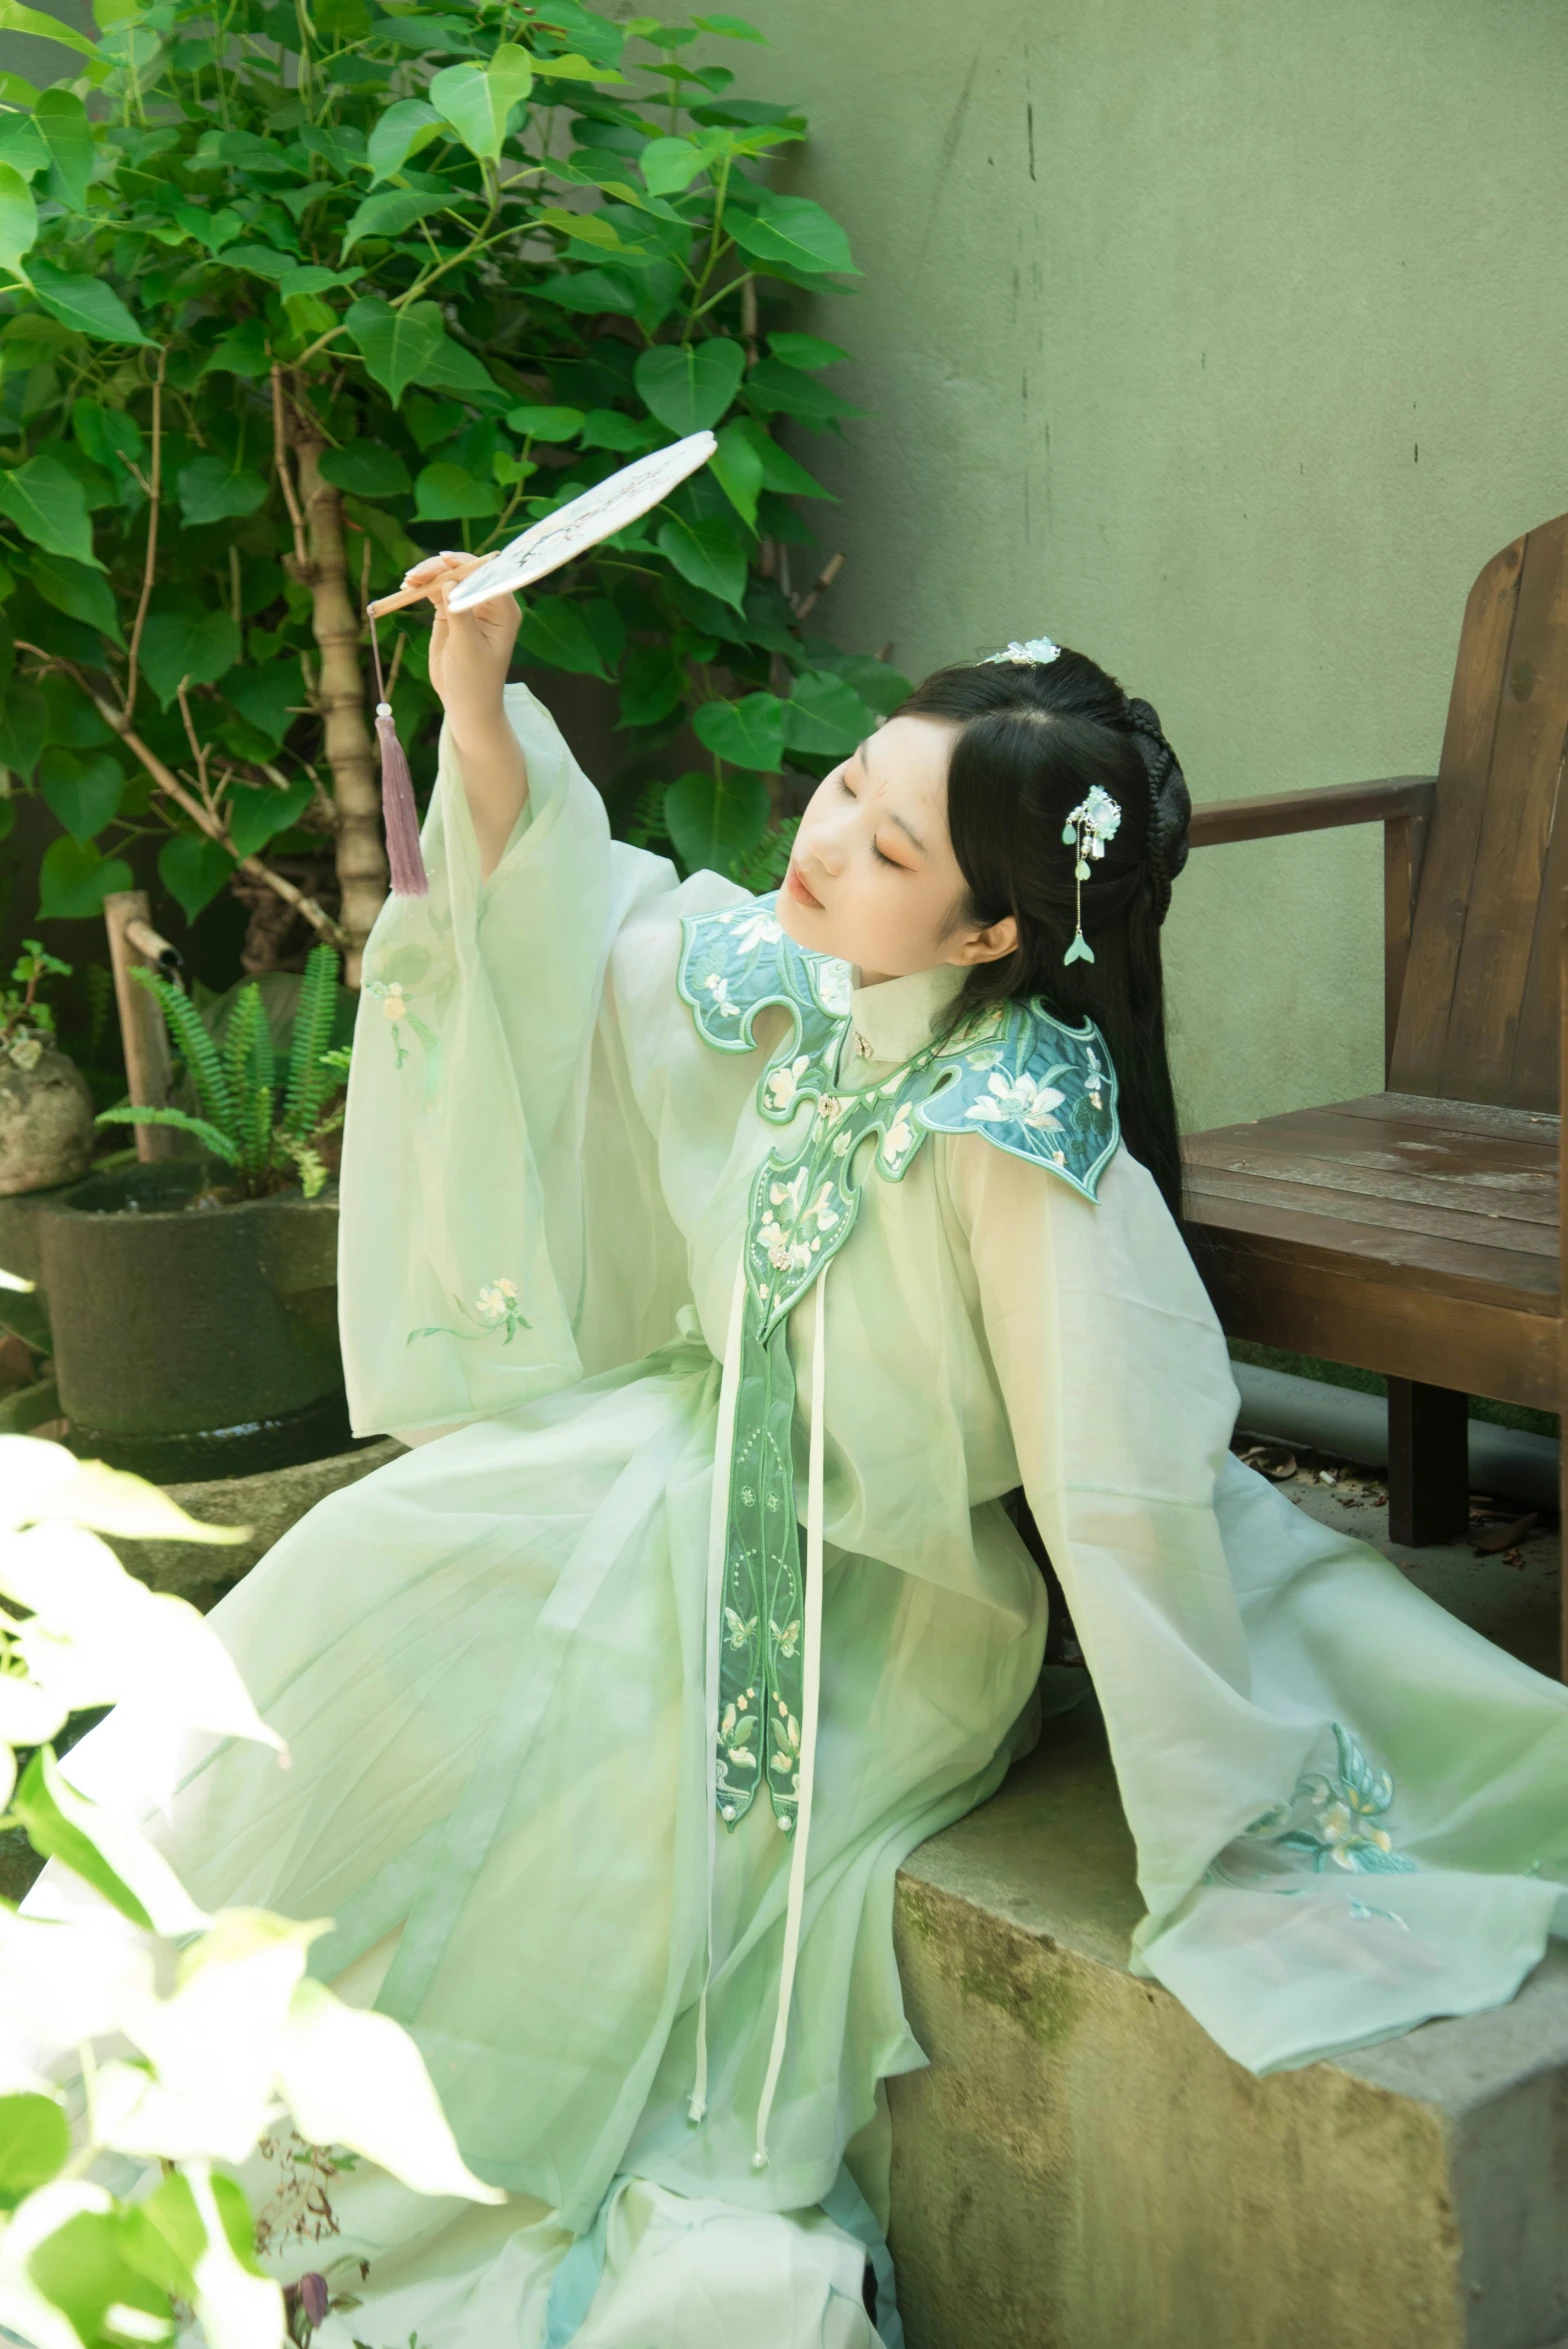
[898,648,1191,1223]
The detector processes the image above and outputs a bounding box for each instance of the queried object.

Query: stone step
[890,1696,1568,2349]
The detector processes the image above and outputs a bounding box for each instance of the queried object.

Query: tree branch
[123,345,166,719]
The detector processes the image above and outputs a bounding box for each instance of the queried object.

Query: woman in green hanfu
[46,568,1568,2345]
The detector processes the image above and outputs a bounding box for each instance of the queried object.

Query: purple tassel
[375,697,428,896]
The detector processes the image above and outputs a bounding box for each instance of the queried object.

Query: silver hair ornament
[983,635,1062,667]
[1061,785,1122,966]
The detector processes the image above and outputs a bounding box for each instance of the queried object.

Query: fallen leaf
[1472,1512,1538,1555]
[1239,1444,1297,1481]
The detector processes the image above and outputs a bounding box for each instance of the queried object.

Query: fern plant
[97,946,349,1201]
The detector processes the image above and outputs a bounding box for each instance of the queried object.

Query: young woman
[54,565,1568,2346]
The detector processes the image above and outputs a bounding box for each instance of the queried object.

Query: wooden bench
[1182,512,1566,1671]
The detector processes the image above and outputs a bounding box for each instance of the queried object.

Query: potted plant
[0,939,94,1196]
[35,944,355,1480]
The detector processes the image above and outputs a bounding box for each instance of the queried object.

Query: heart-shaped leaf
[664,767,770,874]
[38,744,124,842]
[517,594,609,678]
[656,511,746,610]
[26,258,150,346]
[504,403,584,444]
[341,187,452,260]
[729,417,832,499]
[138,608,240,707]
[413,460,498,521]
[727,190,856,276]
[347,295,443,406]
[158,830,235,922]
[27,550,122,643]
[744,358,865,426]
[37,836,133,920]
[0,3,100,64]
[176,453,268,526]
[618,640,683,728]
[415,326,504,404]
[691,12,768,39]
[768,331,849,370]
[218,242,304,282]
[638,134,710,195]
[710,419,764,526]
[0,453,99,566]
[224,658,305,748]
[318,444,413,498]
[430,42,532,162]
[204,317,270,380]
[781,670,879,758]
[366,96,442,184]
[70,397,144,480]
[693,692,785,772]
[0,677,45,775]
[35,86,93,211]
[227,772,313,859]
[0,2093,69,2211]
[0,112,47,177]
[634,337,744,434]
[0,159,37,274]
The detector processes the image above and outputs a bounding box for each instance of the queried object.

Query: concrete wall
[735,0,1568,1128]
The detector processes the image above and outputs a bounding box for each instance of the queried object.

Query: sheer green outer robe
[44,683,1568,2343]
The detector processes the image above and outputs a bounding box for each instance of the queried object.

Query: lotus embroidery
[964,1070,1066,1131]
[764,1056,812,1111]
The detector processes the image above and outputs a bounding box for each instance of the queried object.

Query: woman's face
[774,715,1017,986]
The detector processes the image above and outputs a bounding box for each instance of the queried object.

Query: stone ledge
[119,1438,406,1611]
[889,1698,1568,2349]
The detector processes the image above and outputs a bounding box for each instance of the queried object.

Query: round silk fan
[364,429,718,893]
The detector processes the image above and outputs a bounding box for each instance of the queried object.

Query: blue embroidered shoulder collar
[677,892,1120,1201]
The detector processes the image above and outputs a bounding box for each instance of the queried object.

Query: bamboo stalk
[289,416,387,985]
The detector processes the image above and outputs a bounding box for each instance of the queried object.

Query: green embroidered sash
[678,896,1120,1833]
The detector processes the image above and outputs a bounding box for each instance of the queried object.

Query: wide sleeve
[337,681,678,1441]
[954,1135,1325,1921]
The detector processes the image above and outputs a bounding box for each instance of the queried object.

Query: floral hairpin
[1061,785,1122,966]
[984,635,1062,667]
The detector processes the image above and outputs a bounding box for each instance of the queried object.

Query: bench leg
[1386,1379,1469,1547]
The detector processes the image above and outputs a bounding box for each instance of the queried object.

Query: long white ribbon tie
[752,1263,829,2171]
[688,1260,748,2127]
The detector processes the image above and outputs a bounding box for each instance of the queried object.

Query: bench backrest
[1391,511,1568,1112]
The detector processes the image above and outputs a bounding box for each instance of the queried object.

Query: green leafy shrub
[0,0,908,982]
[96,938,348,1192]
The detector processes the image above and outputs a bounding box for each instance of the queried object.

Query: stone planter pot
[38,1164,350,1482]
[0,1047,94,1196]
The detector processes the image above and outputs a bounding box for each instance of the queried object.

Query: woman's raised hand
[400,551,523,733]
[399,551,529,877]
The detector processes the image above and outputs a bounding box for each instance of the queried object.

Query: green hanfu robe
[35,683,1568,2349]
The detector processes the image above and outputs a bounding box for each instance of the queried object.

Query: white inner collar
[841,962,968,1071]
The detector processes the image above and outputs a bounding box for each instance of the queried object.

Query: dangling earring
[1061,786,1122,965]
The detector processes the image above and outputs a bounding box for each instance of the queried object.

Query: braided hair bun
[1122,696,1191,925]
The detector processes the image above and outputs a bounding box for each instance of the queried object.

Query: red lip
[785,861,823,911]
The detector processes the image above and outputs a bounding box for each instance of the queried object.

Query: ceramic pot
[0,1046,95,1197]
[38,1164,351,1481]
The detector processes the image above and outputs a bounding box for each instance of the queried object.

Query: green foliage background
[0,0,909,964]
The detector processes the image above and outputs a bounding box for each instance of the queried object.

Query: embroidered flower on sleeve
[965,1069,1067,1132]
[764,1055,811,1111]
[408,1272,529,1349]
[378,982,411,1022]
